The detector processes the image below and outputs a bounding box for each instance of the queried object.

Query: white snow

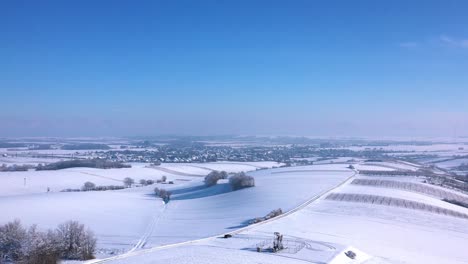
[2,158,468,264]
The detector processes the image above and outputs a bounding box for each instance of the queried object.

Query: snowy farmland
[2,158,468,264]
[82,163,468,264]
[1,162,355,254]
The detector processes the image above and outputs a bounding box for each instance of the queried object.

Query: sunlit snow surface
[2,161,468,264]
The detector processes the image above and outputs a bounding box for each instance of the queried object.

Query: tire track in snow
[129,202,168,252]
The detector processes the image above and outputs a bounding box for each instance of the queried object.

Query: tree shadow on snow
[171,183,233,200]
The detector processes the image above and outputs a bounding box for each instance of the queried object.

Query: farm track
[79,171,123,183]
[88,170,357,263]
[147,166,205,177]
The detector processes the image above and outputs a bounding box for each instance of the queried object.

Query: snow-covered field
[0,162,281,196]
[4,162,355,254]
[433,158,468,169]
[85,163,468,264]
[2,157,468,264]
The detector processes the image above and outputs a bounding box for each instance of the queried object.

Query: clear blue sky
[1,0,467,137]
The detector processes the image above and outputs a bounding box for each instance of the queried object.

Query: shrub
[250,208,283,224]
[62,185,124,192]
[146,179,154,185]
[228,172,255,190]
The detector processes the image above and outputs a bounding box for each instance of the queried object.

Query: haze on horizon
[1,0,467,138]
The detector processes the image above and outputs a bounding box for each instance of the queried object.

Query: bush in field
[228,172,255,190]
[63,185,124,192]
[204,171,228,186]
[55,221,96,260]
[139,179,155,186]
[249,208,283,224]
[123,177,134,187]
[146,179,154,185]
[161,176,167,182]
[0,219,26,261]
[92,185,125,191]
[82,181,96,191]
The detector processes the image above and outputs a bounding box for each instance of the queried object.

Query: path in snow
[148,166,205,177]
[130,202,168,252]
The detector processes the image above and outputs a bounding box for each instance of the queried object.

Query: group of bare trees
[154,188,171,203]
[204,171,228,186]
[156,175,167,184]
[139,179,155,186]
[228,172,255,190]
[204,171,255,191]
[0,220,96,264]
[123,177,134,187]
[61,182,124,192]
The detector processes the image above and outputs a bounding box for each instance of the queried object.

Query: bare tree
[0,219,26,262]
[123,177,134,188]
[55,221,96,260]
[20,225,59,264]
[82,181,96,191]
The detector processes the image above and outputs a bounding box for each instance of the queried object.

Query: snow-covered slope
[94,163,468,264]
